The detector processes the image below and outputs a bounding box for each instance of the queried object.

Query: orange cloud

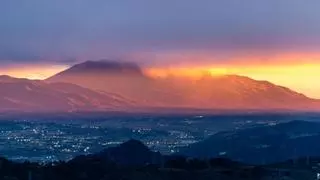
[146,63,320,99]
[139,50,320,98]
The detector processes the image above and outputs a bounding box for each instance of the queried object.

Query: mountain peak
[63,60,143,75]
[119,139,150,150]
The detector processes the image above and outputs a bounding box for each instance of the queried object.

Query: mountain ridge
[0,75,134,112]
[46,60,320,111]
[0,60,318,112]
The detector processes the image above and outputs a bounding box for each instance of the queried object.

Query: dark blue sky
[1,0,320,66]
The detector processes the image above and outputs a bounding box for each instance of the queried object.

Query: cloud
[1,0,320,65]
[0,50,41,63]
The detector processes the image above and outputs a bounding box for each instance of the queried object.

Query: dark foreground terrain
[181,120,320,164]
[0,139,319,180]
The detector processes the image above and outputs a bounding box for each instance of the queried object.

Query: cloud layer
[1,0,320,65]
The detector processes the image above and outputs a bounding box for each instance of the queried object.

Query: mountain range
[0,60,318,112]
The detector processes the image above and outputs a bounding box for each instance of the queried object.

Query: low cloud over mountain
[46,60,320,112]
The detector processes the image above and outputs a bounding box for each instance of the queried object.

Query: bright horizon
[1,59,320,99]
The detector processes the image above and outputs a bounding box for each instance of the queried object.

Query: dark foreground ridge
[180,120,320,164]
[0,139,319,180]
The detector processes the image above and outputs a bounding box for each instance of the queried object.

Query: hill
[96,139,162,166]
[180,120,320,164]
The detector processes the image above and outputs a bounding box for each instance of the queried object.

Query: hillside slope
[0,75,131,112]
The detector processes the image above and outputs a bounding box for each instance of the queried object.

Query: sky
[1,0,320,97]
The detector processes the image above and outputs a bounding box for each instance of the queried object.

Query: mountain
[0,75,131,112]
[47,60,320,111]
[46,61,147,101]
[159,74,318,110]
[180,120,320,164]
[47,60,190,107]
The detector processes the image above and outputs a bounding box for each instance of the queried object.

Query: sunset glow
[147,63,320,99]
[1,51,320,99]
[0,65,68,80]
[0,62,319,98]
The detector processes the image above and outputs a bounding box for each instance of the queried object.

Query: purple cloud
[1,0,320,65]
